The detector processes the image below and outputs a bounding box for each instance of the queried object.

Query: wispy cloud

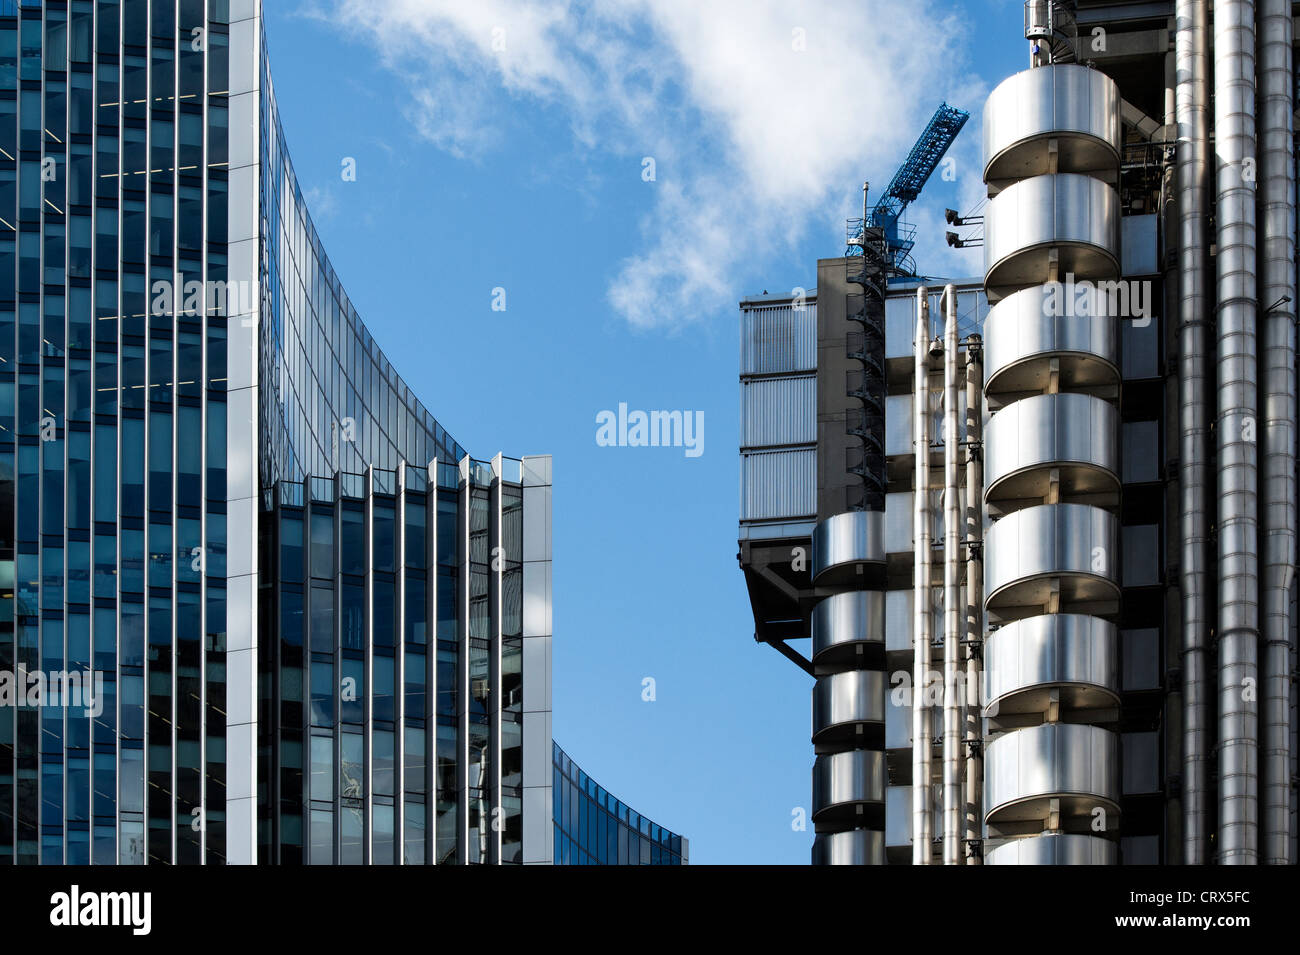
[302,184,340,222]
[307,0,985,330]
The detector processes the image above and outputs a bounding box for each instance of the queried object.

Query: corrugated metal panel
[741,302,817,375]
[740,448,816,521]
[741,375,816,448]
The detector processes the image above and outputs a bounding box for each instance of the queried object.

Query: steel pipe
[964,335,984,863]
[1214,0,1261,866]
[1256,0,1295,867]
[1175,0,1212,864]
[942,285,961,865]
[913,286,934,864]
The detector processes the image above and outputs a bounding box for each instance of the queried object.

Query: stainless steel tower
[974,0,1298,865]
[739,0,1298,865]
[979,53,1125,864]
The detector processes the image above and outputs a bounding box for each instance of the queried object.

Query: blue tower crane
[848,102,969,275]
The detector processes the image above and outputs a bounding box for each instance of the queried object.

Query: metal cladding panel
[741,376,816,448]
[984,392,1121,492]
[983,286,1120,393]
[886,693,912,750]
[886,395,912,456]
[985,833,1118,865]
[811,511,887,577]
[812,671,888,737]
[886,786,912,848]
[885,293,918,360]
[811,591,887,660]
[984,723,1120,820]
[983,64,1122,185]
[812,829,885,865]
[885,491,913,555]
[885,589,914,654]
[984,502,1120,599]
[813,750,887,811]
[886,287,988,358]
[740,449,816,521]
[1122,214,1159,275]
[740,301,817,375]
[983,173,1121,295]
[983,613,1120,708]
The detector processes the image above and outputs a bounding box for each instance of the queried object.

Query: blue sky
[264,0,1028,864]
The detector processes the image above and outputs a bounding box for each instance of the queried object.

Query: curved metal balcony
[811,590,886,668]
[984,503,1120,622]
[983,613,1120,717]
[983,285,1119,403]
[811,511,886,587]
[812,749,887,825]
[984,723,1120,828]
[984,393,1120,510]
[811,829,885,865]
[983,173,1120,300]
[984,832,1118,865]
[983,64,1122,192]
[812,670,887,746]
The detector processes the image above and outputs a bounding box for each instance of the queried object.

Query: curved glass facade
[245,4,548,866]
[0,0,555,867]
[1,0,682,869]
[260,455,544,865]
[553,741,687,865]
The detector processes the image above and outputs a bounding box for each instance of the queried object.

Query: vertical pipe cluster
[963,336,983,863]
[1213,0,1260,866]
[912,287,934,864]
[1256,0,1295,867]
[1175,0,1212,866]
[941,287,962,865]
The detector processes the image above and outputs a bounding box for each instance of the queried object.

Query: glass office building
[0,0,559,865]
[552,742,686,865]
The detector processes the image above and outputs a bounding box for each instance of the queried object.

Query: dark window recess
[1121,421,1160,484]
[1120,628,1161,692]
[1122,731,1161,795]
[1121,524,1160,587]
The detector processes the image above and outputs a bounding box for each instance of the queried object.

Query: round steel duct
[984,723,1120,827]
[984,393,1120,508]
[812,749,887,824]
[811,829,885,865]
[812,670,887,745]
[811,590,886,667]
[983,173,1121,300]
[984,503,1120,621]
[983,285,1119,402]
[984,613,1120,716]
[811,511,886,586]
[984,832,1118,865]
[983,64,1122,191]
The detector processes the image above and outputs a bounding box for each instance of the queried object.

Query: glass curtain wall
[0,0,228,867]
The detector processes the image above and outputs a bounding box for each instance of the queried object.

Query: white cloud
[309,0,986,330]
[302,184,340,221]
